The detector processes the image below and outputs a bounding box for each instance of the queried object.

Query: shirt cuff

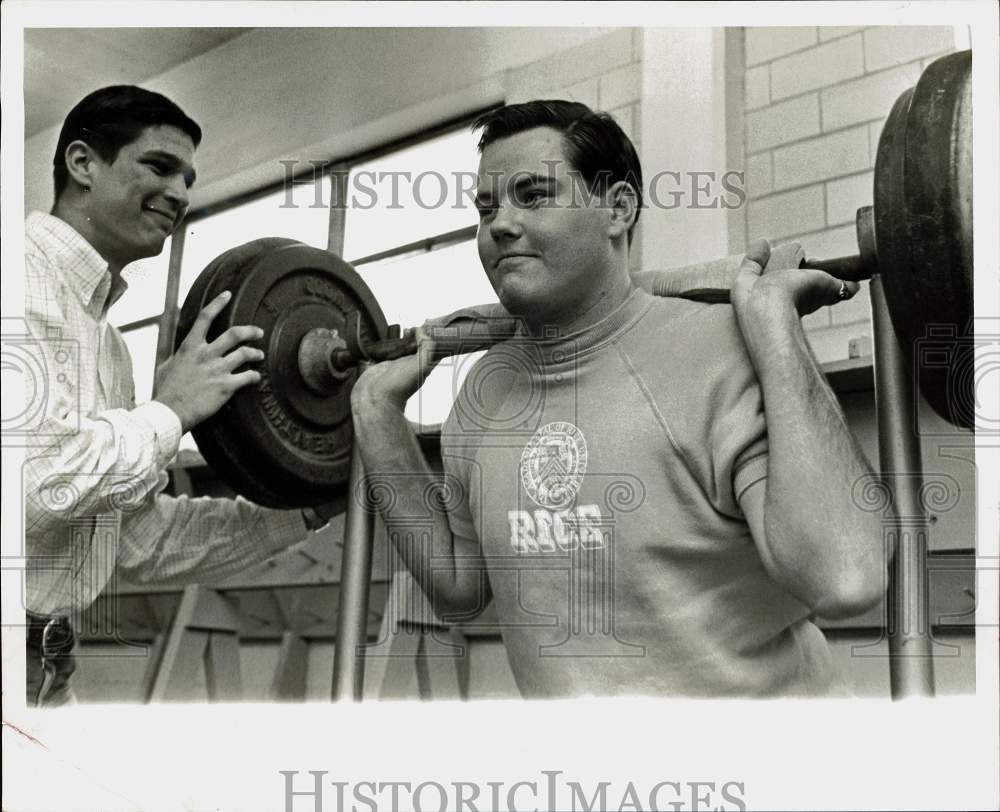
[135,400,183,467]
[256,504,311,556]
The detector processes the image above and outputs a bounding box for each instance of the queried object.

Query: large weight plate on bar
[176,239,388,508]
[875,50,973,429]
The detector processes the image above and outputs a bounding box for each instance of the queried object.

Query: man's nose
[163,174,190,213]
[489,202,523,240]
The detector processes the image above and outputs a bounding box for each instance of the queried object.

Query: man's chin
[495,290,535,318]
[131,239,169,262]
[495,276,542,309]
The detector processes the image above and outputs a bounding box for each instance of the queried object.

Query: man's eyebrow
[143,149,197,186]
[511,173,558,191]
[476,173,557,206]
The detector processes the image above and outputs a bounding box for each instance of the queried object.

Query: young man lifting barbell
[352,100,887,698]
[22,85,336,707]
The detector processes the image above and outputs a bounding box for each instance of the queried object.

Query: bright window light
[109,249,170,328]
[355,238,496,329]
[120,324,160,403]
[343,127,481,262]
[356,238,499,427]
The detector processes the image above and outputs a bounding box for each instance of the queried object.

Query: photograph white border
[3,3,998,810]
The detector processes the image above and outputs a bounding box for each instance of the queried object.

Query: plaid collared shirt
[23,211,308,617]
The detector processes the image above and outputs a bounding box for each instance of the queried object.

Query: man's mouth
[495,252,539,269]
[143,205,176,227]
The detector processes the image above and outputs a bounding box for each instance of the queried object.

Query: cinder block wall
[738,26,974,697]
[741,26,959,363]
[504,28,641,145]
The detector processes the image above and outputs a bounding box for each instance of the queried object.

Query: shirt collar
[25,211,126,314]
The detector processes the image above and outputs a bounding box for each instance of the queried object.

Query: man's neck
[523,265,635,338]
[50,201,126,279]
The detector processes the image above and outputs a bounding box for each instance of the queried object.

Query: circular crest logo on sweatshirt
[520,421,588,509]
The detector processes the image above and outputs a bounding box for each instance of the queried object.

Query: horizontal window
[120,323,159,404]
[343,127,481,263]
[109,250,170,328]
[355,237,496,329]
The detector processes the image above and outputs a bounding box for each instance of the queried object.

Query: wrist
[736,284,800,331]
[301,505,329,531]
[351,388,408,422]
[301,506,324,531]
[152,397,190,434]
[302,496,346,531]
[736,289,805,360]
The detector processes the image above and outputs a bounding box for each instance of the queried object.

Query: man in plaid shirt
[24,86,333,706]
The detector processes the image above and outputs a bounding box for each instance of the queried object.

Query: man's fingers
[228,369,263,390]
[739,238,772,278]
[187,291,232,344]
[800,267,861,303]
[841,280,861,299]
[211,324,265,355]
[222,345,265,372]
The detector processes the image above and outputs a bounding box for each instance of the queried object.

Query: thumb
[740,238,771,278]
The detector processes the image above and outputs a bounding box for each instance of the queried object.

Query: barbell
[175,50,972,510]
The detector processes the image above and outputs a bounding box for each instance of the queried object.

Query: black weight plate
[875,51,973,429]
[176,240,388,508]
[175,238,305,506]
[874,86,913,345]
[176,237,302,345]
[903,50,973,429]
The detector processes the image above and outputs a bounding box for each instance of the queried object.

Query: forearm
[739,295,889,616]
[117,493,307,585]
[351,396,475,615]
[25,402,182,534]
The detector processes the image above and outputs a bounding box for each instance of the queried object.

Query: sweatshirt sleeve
[665,303,769,519]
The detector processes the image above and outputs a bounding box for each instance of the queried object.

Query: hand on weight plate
[154,291,266,433]
[732,238,860,319]
[352,326,439,412]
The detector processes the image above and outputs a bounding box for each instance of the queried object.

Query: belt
[26,612,75,656]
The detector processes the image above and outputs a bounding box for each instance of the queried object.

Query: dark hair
[473,100,643,240]
[52,85,202,201]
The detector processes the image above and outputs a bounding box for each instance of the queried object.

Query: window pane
[121,324,159,404]
[356,238,498,426]
[343,127,481,262]
[109,249,170,328]
[177,179,331,307]
[179,430,199,453]
[405,349,488,428]
[356,238,495,328]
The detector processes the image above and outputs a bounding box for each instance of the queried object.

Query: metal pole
[870,275,935,698]
[331,435,376,701]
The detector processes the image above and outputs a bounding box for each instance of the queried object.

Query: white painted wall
[24,27,615,214]
[638,28,731,271]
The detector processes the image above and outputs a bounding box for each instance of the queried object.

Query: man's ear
[607,180,638,240]
[63,140,101,191]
